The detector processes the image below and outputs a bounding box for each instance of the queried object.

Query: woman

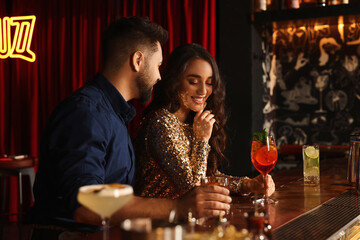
[134,43,275,199]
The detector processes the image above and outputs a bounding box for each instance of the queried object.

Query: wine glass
[77,183,133,240]
[251,134,278,204]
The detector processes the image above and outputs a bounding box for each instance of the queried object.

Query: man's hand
[175,185,231,219]
[74,186,232,226]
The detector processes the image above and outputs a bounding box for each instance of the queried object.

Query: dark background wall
[217,0,257,177]
[261,18,360,147]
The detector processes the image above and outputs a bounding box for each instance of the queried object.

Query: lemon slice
[305,146,319,159]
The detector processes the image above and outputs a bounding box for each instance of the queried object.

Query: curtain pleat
[202,0,209,48]
[0,0,216,222]
[210,0,216,58]
[184,0,192,44]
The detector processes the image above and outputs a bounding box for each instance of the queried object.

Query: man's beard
[139,86,152,103]
[135,70,153,104]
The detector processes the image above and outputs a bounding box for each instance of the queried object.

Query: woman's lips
[192,97,204,104]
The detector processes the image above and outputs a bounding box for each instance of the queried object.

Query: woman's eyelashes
[188,78,198,85]
[187,78,213,85]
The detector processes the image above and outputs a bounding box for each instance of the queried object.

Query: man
[28,17,231,231]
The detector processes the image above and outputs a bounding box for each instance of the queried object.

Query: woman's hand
[193,106,216,142]
[244,175,275,197]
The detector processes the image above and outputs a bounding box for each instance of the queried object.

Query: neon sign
[0,15,36,62]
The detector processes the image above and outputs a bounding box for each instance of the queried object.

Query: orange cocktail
[251,129,278,204]
[251,139,277,175]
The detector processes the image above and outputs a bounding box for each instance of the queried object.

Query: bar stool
[0,156,38,223]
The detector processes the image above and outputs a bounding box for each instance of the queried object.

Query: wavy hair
[144,43,228,175]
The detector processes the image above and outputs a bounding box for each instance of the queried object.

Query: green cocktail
[303,145,320,185]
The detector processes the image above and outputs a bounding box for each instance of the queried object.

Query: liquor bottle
[249,214,270,240]
[278,0,287,9]
[253,0,274,12]
[328,0,341,4]
[253,0,265,12]
[287,0,301,8]
[301,0,317,7]
[264,219,272,239]
[318,0,327,6]
[341,0,349,3]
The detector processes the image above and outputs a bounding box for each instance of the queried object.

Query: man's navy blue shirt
[28,74,136,228]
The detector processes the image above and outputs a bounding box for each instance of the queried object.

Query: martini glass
[77,184,133,240]
[251,134,278,204]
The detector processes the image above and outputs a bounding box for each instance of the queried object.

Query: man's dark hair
[102,17,168,69]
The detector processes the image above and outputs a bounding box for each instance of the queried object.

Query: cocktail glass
[201,176,229,189]
[303,145,320,185]
[197,176,230,226]
[251,134,278,204]
[77,184,133,240]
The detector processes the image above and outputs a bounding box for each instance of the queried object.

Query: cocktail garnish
[87,183,125,194]
[107,183,125,188]
[304,146,319,159]
[253,128,268,144]
[92,187,105,194]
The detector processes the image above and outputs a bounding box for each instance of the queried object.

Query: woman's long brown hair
[144,43,228,175]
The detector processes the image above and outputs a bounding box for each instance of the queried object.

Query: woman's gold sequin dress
[134,108,248,199]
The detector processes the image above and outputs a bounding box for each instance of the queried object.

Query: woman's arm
[146,114,208,195]
[216,170,275,196]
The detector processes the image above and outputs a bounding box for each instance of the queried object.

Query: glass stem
[263,174,268,200]
[102,217,110,240]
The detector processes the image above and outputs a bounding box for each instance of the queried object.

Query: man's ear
[131,51,144,72]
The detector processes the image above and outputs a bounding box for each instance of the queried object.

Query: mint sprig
[253,128,268,144]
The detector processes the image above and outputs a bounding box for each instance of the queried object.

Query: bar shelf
[252,3,360,24]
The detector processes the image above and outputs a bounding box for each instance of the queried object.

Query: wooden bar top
[79,157,354,239]
[221,157,351,234]
[269,157,351,229]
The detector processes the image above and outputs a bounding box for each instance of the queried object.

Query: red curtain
[0,0,216,222]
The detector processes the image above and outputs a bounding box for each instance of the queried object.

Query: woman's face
[177,58,213,114]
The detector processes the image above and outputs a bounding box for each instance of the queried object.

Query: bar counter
[0,157,354,240]
[254,158,350,230]
[80,157,356,239]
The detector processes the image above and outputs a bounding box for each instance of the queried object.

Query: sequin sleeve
[215,170,250,195]
[145,114,210,196]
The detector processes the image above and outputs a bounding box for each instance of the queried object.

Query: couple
[28,17,275,231]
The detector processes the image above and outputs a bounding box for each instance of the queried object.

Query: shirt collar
[92,73,136,124]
